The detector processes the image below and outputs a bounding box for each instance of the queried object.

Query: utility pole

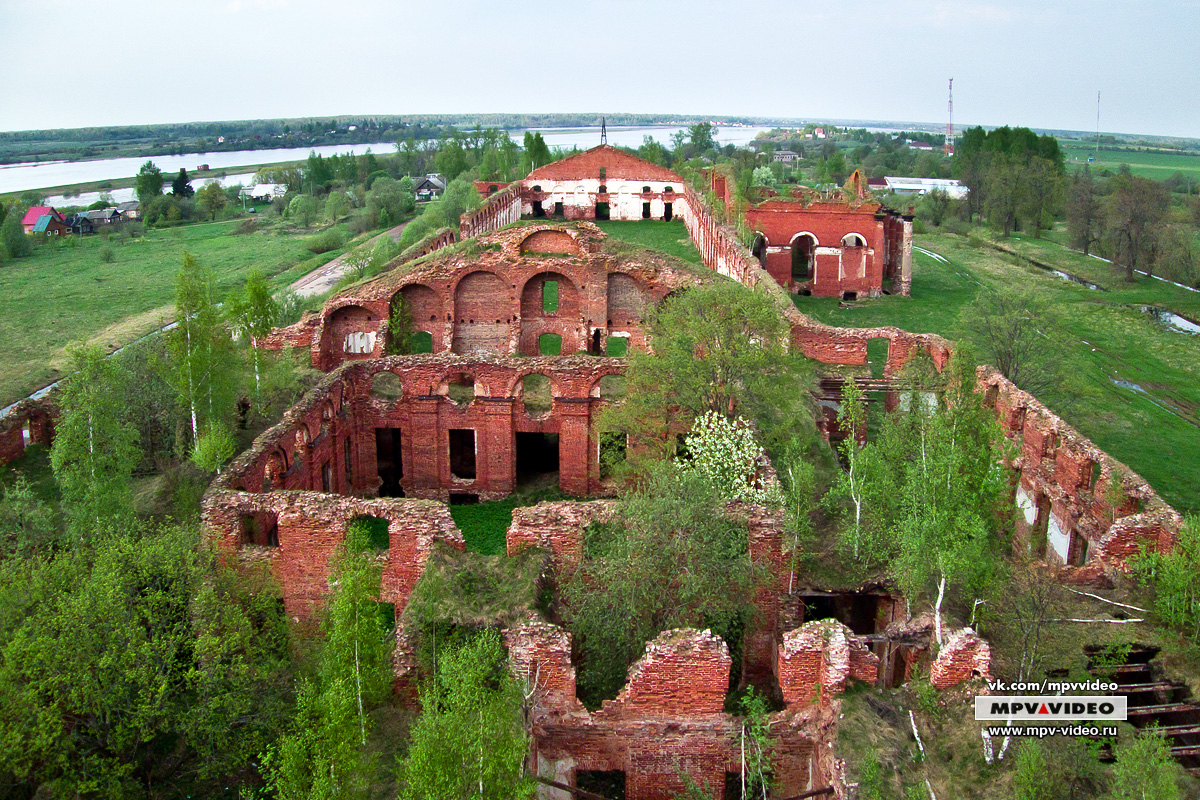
[1095,91,1101,160]
[944,78,954,156]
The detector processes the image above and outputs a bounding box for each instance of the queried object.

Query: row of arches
[751,231,869,285]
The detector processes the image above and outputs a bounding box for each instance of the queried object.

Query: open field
[0,218,366,407]
[1060,142,1200,182]
[794,231,1200,515]
[593,219,703,264]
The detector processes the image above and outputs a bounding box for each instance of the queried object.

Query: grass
[1060,142,1200,182]
[449,486,567,556]
[0,217,362,407]
[592,219,703,265]
[793,229,1200,514]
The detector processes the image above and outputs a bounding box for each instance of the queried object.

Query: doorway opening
[595,202,610,220]
[515,432,559,489]
[448,429,476,480]
[375,428,404,497]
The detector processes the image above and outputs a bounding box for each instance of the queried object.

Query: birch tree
[167,252,236,449]
[266,522,393,799]
[398,629,533,800]
[49,343,139,539]
[227,268,278,404]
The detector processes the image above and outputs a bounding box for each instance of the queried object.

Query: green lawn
[794,231,1200,515]
[0,218,359,407]
[593,219,703,264]
[1060,142,1200,181]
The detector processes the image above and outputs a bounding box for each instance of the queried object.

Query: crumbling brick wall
[979,367,1181,572]
[289,223,697,371]
[0,395,57,465]
[930,628,992,688]
[201,489,464,618]
[777,620,879,707]
[507,623,835,800]
[460,184,522,239]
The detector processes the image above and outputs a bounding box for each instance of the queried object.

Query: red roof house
[21,206,64,234]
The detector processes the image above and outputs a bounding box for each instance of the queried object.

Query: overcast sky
[1,0,1196,138]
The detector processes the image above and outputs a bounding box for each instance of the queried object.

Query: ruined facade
[0,143,1185,800]
[713,168,913,298]
[266,222,704,373]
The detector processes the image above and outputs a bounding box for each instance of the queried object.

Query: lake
[2,125,775,195]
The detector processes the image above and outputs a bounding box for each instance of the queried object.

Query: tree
[522,131,551,170]
[1011,740,1054,800]
[964,287,1071,398]
[0,477,59,559]
[1018,157,1062,237]
[884,355,1010,642]
[1132,514,1200,642]
[0,526,292,797]
[398,629,533,800]
[171,167,195,198]
[562,464,759,704]
[1066,167,1102,255]
[325,190,350,223]
[267,521,394,800]
[676,411,781,505]
[1106,166,1168,281]
[368,176,415,227]
[1,206,30,259]
[288,194,317,227]
[49,344,140,540]
[606,279,814,460]
[135,160,164,204]
[1111,732,1183,800]
[227,268,279,404]
[167,252,237,449]
[689,122,718,155]
[196,180,227,221]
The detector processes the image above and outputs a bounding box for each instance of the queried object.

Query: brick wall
[0,394,57,465]
[201,489,464,619]
[777,620,880,707]
[979,367,1181,572]
[930,628,992,688]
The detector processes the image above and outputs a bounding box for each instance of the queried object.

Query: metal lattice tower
[944,78,954,156]
[601,117,607,145]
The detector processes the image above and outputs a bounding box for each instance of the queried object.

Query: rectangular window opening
[576,771,625,800]
[642,201,651,219]
[449,429,477,480]
[543,279,559,314]
[375,428,405,497]
[239,512,280,547]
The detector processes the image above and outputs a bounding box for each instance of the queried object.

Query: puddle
[1049,268,1105,291]
[1143,306,1200,335]
[1110,377,1199,429]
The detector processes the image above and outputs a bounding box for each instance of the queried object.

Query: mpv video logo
[974,696,1126,721]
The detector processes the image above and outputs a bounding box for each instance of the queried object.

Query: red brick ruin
[3,144,1185,799]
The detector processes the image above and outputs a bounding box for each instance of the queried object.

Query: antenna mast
[944,78,954,156]
[1095,92,1100,159]
[601,117,607,146]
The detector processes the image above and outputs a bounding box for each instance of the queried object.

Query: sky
[1,0,1197,139]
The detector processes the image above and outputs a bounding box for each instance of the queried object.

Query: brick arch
[324,303,379,364]
[452,271,511,355]
[395,283,442,325]
[502,368,564,399]
[587,368,629,398]
[790,230,820,247]
[520,271,583,355]
[606,272,648,327]
[841,232,867,247]
[519,229,582,256]
[436,369,489,399]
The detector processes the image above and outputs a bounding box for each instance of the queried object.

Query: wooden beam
[533,776,617,800]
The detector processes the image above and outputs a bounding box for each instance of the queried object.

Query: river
[2,125,775,196]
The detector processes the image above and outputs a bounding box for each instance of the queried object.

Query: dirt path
[289,220,411,298]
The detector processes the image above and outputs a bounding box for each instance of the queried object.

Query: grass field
[1061,141,1200,182]
[0,218,365,408]
[593,219,703,264]
[793,230,1200,515]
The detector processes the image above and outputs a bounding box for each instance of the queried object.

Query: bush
[306,228,343,254]
[99,245,115,263]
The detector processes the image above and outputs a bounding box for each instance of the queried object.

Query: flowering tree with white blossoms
[676,411,782,505]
